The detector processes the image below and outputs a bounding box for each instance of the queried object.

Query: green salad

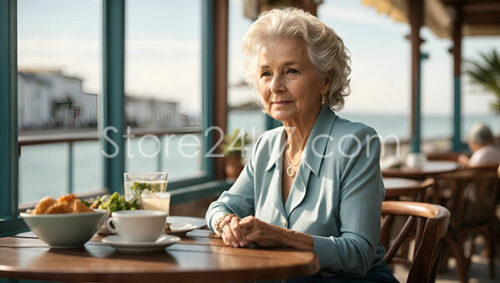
[88,192,140,213]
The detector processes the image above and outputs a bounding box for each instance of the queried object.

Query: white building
[18,72,51,128]
[18,69,188,130]
[18,69,98,129]
[125,96,185,128]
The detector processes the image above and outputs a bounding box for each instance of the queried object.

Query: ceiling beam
[462,2,500,12]
[463,11,500,25]
[441,0,500,6]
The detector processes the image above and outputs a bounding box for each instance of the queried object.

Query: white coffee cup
[106,210,167,242]
[406,153,427,169]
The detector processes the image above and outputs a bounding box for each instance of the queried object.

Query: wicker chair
[381,201,450,283]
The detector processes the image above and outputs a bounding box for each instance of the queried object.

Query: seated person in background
[458,123,500,167]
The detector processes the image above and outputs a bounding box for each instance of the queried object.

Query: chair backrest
[434,168,499,229]
[467,163,499,172]
[381,201,450,283]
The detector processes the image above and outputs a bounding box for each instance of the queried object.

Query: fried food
[45,202,73,214]
[58,194,77,204]
[72,199,93,213]
[34,197,57,215]
[33,194,94,214]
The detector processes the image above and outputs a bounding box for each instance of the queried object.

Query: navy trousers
[286,262,399,283]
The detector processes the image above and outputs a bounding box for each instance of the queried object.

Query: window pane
[17,0,102,203]
[125,0,203,180]
[19,144,68,203]
[74,141,103,194]
[228,0,266,153]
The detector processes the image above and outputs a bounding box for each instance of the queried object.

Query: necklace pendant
[286,166,295,177]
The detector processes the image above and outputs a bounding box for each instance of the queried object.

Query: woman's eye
[260,71,271,77]
[287,68,299,74]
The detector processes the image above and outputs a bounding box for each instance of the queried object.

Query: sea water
[19,110,499,204]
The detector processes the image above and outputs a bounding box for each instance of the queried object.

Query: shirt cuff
[208,211,228,232]
[312,235,336,269]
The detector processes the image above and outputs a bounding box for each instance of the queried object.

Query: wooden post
[408,0,424,153]
[452,4,463,152]
[214,0,229,179]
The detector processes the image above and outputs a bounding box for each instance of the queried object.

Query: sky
[17,0,500,116]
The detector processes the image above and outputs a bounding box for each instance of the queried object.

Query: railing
[18,126,202,195]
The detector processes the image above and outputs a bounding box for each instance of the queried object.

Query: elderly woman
[206,9,397,282]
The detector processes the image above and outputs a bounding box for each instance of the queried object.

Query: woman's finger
[217,214,235,237]
[221,231,229,246]
[230,217,247,246]
[222,224,238,247]
[238,216,256,229]
[243,229,261,245]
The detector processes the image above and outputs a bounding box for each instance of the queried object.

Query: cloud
[127,38,200,54]
[19,37,100,54]
[19,36,199,55]
[18,36,200,95]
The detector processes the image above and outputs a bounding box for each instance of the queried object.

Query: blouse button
[281,220,287,227]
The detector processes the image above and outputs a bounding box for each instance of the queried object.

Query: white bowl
[20,210,106,248]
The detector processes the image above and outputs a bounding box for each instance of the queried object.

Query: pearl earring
[321,93,327,105]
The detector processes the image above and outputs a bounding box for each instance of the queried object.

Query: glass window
[227,0,266,158]
[124,0,204,182]
[17,0,102,204]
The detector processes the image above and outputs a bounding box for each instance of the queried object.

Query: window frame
[0,0,220,236]
[0,0,20,236]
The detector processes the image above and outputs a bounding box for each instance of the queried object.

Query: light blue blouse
[206,106,386,277]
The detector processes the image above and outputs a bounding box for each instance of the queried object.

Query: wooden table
[383,177,434,201]
[382,161,460,179]
[0,230,319,282]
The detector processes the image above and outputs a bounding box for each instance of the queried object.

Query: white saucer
[102,234,180,253]
[166,222,198,235]
[168,216,206,228]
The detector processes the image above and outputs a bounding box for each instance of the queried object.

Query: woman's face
[256,37,329,124]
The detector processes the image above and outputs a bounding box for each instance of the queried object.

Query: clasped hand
[217,215,283,248]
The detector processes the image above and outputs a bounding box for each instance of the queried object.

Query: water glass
[123,172,168,201]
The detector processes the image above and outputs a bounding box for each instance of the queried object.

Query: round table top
[382,161,460,179]
[0,229,319,282]
[383,177,427,199]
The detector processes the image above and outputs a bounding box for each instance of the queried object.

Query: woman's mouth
[272,101,292,106]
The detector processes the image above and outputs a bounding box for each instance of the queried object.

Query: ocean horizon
[19,110,499,204]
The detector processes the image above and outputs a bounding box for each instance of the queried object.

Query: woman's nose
[270,75,285,94]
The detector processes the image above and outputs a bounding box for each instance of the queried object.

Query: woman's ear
[321,73,332,95]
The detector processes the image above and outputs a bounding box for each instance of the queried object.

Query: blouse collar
[265,106,337,175]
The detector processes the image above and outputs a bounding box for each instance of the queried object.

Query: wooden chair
[381,201,450,283]
[434,168,499,283]
[467,163,500,172]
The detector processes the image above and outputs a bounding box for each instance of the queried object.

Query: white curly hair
[242,8,351,110]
